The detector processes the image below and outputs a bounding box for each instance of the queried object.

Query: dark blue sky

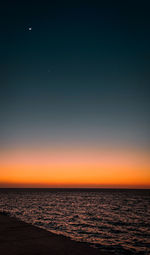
[0,1,150,151]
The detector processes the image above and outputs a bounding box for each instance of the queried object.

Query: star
[29,27,32,31]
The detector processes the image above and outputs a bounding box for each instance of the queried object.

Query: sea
[0,188,149,255]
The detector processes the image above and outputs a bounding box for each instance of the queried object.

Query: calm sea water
[0,189,149,254]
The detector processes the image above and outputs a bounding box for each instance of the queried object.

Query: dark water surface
[0,189,149,254]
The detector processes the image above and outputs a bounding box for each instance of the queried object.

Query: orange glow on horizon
[0,146,150,188]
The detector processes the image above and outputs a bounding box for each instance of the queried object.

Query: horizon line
[0,187,150,190]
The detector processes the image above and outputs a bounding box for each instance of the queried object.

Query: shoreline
[0,212,113,255]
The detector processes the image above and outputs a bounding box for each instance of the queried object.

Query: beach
[0,212,112,255]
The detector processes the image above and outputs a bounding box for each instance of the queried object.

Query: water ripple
[0,189,149,255]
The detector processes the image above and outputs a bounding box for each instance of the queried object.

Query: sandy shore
[0,212,113,255]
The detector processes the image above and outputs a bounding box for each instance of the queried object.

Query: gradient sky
[0,1,150,188]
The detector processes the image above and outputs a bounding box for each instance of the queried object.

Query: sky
[0,1,150,188]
